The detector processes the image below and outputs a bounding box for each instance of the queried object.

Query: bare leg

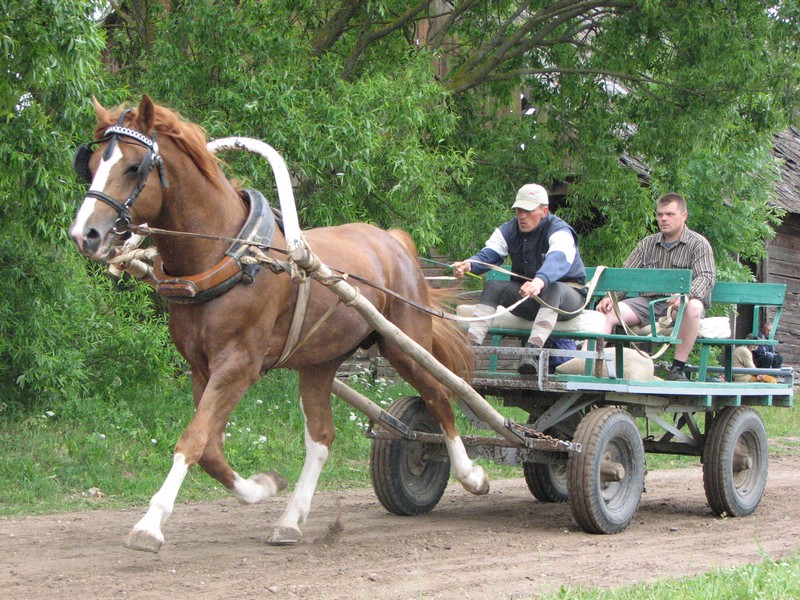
[601,301,641,333]
[673,298,704,362]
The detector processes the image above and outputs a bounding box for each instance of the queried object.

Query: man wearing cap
[451,183,587,374]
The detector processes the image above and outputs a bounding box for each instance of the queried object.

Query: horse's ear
[138,95,156,131]
[92,97,109,122]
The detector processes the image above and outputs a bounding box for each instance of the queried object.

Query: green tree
[101,0,798,272]
[0,0,179,410]
[3,0,800,405]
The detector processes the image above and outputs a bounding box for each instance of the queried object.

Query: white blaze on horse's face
[69,143,125,260]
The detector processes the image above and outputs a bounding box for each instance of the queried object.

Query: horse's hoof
[465,466,490,496]
[123,528,163,553]
[267,526,302,546]
[254,471,289,493]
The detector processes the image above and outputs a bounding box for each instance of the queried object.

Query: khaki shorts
[621,295,705,325]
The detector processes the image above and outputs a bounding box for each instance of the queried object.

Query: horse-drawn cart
[70,101,794,551]
[358,265,794,535]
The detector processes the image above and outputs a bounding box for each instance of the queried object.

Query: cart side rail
[693,281,787,381]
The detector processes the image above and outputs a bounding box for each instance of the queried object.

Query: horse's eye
[125,164,140,176]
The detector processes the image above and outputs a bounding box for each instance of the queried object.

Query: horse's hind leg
[267,363,339,545]
[380,342,489,496]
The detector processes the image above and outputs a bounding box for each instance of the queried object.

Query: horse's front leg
[123,364,275,553]
[123,452,191,553]
[267,365,338,545]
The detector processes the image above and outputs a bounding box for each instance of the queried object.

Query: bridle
[73,110,169,233]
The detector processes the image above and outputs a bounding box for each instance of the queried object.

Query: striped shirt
[621,226,716,306]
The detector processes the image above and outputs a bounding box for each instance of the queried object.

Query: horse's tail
[387,228,474,383]
[428,286,475,383]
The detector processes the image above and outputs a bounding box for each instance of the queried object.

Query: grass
[1,369,797,514]
[540,550,800,599]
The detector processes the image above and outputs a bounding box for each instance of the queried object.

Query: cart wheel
[703,407,768,517]
[522,412,572,503]
[370,396,450,516]
[523,461,568,503]
[567,407,644,534]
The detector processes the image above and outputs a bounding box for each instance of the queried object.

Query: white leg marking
[129,453,189,544]
[445,435,489,495]
[275,426,329,529]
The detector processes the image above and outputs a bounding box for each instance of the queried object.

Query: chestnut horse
[69,95,487,553]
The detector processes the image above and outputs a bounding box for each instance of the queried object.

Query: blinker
[139,151,155,181]
[73,143,95,183]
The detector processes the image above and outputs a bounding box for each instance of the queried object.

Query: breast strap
[153,189,276,303]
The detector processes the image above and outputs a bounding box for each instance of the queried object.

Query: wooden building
[765,128,800,370]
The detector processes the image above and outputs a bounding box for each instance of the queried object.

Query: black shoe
[667,366,688,382]
[517,344,538,375]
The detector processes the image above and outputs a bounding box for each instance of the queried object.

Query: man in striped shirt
[596,193,716,381]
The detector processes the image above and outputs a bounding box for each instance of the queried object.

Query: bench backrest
[587,267,691,296]
[711,281,786,306]
[487,266,692,297]
[709,281,787,340]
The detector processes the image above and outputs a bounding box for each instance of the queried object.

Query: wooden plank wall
[764,212,800,370]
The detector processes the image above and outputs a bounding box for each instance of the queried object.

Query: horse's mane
[96,101,228,192]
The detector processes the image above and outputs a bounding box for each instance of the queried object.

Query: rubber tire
[522,411,572,503]
[524,461,568,503]
[370,396,450,516]
[703,407,768,517]
[567,407,645,534]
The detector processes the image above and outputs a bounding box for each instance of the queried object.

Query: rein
[128,222,448,318]
[464,260,604,318]
[122,223,604,325]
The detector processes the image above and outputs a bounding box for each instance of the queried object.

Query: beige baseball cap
[512,183,549,210]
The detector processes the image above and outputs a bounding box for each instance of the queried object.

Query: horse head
[69,95,172,260]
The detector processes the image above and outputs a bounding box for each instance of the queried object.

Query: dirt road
[2,452,799,600]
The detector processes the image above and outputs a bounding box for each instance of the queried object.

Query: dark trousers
[754,351,783,369]
[478,279,585,322]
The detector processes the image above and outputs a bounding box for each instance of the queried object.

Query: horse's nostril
[83,228,102,253]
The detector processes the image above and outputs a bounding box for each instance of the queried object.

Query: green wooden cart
[366,268,794,534]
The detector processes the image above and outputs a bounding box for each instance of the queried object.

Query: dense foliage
[3,0,800,406]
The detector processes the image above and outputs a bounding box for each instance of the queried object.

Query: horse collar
[153,189,277,303]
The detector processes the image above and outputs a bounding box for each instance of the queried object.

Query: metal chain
[512,421,570,447]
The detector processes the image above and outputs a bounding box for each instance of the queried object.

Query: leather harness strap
[153,189,276,303]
